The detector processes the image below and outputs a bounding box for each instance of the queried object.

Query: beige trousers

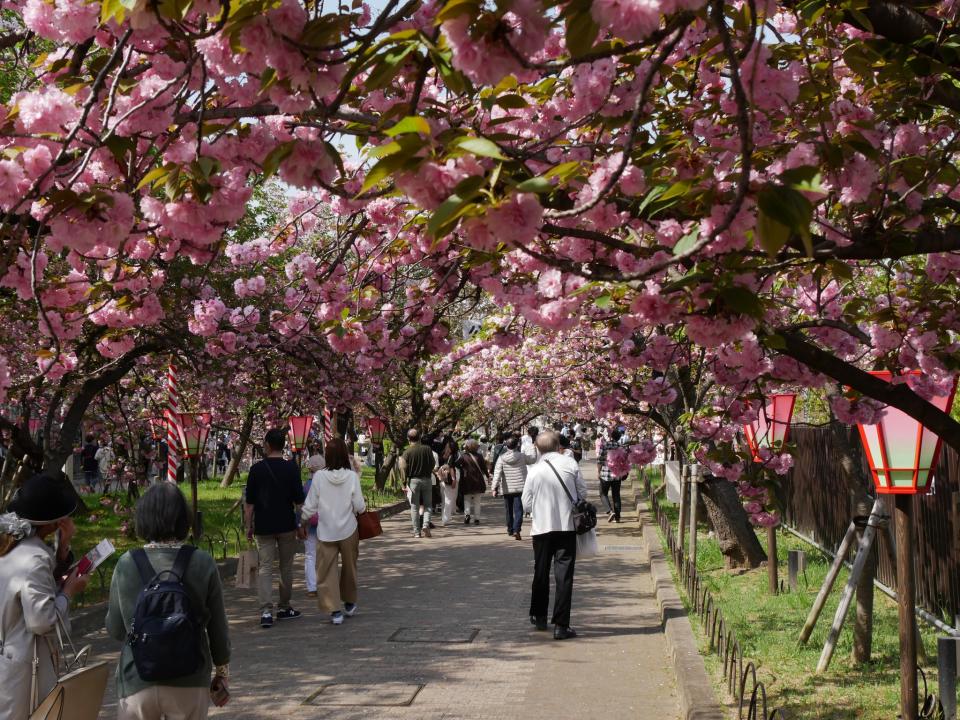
[117,685,209,720]
[255,531,298,612]
[315,530,359,613]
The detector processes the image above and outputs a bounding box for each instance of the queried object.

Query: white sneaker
[331,612,344,625]
[344,603,358,617]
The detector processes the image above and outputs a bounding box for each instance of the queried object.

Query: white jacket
[521,452,588,536]
[301,468,366,542]
[0,537,70,720]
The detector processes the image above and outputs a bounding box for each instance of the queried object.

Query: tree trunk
[221,409,254,488]
[375,450,398,491]
[853,525,877,663]
[700,476,767,569]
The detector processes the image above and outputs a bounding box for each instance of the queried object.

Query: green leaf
[763,333,787,350]
[495,94,528,109]
[543,161,581,182]
[100,0,127,25]
[672,225,700,256]
[594,293,612,309]
[385,116,431,137]
[565,11,599,57]
[515,176,553,194]
[658,179,693,203]
[457,137,506,160]
[756,209,791,256]
[136,166,170,191]
[719,286,762,318]
[757,184,814,256]
[262,142,294,178]
[827,259,854,281]
[435,0,481,23]
[358,153,413,195]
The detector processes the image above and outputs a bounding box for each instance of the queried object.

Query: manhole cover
[303,683,424,706]
[603,545,644,552]
[388,626,479,643]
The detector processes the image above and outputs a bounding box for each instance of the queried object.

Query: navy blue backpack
[127,546,203,681]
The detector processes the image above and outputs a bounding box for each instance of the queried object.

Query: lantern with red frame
[856,370,958,495]
[176,412,212,458]
[367,417,387,445]
[288,415,314,453]
[28,417,41,438]
[743,394,797,462]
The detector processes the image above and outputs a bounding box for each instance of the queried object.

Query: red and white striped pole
[166,361,179,483]
[323,404,333,442]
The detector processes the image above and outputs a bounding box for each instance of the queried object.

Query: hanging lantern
[367,417,387,445]
[856,371,958,495]
[176,412,212,458]
[288,415,314,453]
[28,417,42,438]
[743,394,797,462]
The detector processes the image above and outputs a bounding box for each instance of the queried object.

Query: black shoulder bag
[544,460,597,535]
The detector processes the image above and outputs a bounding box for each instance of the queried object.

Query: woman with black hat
[0,472,89,720]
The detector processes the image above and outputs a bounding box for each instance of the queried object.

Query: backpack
[127,546,204,682]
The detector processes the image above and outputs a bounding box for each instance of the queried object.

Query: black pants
[600,479,622,520]
[530,531,577,627]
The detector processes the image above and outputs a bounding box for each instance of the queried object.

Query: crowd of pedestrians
[0,418,630,719]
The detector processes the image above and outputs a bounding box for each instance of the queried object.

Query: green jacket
[402,442,436,480]
[105,546,230,698]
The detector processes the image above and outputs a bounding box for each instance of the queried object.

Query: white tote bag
[576,528,599,558]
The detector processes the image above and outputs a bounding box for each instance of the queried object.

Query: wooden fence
[782,425,960,623]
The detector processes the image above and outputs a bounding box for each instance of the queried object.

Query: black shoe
[260,611,273,628]
[473,519,480,525]
[428,522,436,529]
[553,625,577,640]
[276,608,302,621]
[464,515,471,524]
[530,615,548,631]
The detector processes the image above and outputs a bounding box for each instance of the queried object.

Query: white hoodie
[301,467,366,542]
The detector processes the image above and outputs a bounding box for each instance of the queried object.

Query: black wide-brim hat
[9,472,78,524]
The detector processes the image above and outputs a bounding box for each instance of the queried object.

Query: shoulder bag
[357,507,383,540]
[544,460,597,535]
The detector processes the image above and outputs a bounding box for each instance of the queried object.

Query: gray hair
[535,430,560,454]
[464,438,479,452]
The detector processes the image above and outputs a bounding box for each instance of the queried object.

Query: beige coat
[0,536,68,720]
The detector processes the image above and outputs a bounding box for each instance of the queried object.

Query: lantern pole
[895,494,918,720]
[767,524,779,595]
[191,454,201,539]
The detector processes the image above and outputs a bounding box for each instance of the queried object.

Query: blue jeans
[503,493,523,535]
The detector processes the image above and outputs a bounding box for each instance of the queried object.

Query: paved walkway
[88,460,678,719]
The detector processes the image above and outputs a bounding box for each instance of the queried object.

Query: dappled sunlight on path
[88,460,678,719]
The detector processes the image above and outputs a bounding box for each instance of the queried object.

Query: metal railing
[649,490,943,720]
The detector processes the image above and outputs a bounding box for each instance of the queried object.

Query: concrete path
[88,460,678,719]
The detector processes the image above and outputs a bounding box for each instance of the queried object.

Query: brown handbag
[357,510,383,540]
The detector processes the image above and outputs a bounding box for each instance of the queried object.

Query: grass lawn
[71,464,404,607]
[653,494,942,720]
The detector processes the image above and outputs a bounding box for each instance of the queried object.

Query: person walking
[302,440,326,596]
[96,438,116,491]
[402,429,435,538]
[457,438,488,524]
[522,431,587,640]
[491,434,527,540]
[598,428,626,523]
[81,433,99,490]
[0,473,89,720]
[106,483,231,719]
[244,428,306,628]
[301,438,366,625]
[436,460,459,526]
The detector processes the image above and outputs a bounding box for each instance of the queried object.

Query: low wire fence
[649,490,944,719]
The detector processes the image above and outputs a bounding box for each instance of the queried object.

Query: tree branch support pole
[768,525,779,595]
[896,494,918,720]
[816,497,884,672]
[938,637,958,720]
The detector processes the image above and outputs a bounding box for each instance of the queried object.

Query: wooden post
[896,494,918,720]
[938,637,958,720]
[799,520,858,644]
[788,550,804,592]
[767,525,779,595]
[677,467,688,557]
[689,466,701,567]
[190,455,201,540]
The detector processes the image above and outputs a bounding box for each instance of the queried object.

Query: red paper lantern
[856,371,958,495]
[176,412,212,458]
[367,417,387,445]
[28,417,41,437]
[744,394,796,462]
[288,415,314,453]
